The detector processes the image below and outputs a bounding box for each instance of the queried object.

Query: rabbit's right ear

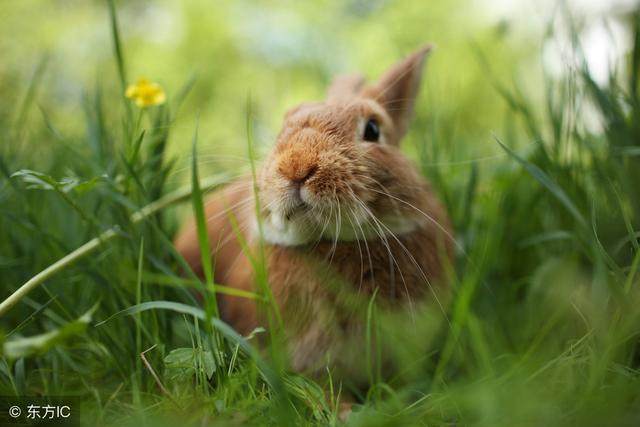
[364,45,432,144]
[326,73,365,103]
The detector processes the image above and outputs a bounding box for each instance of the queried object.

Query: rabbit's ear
[366,45,432,143]
[327,73,365,102]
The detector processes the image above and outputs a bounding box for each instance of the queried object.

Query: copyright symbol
[8,405,21,418]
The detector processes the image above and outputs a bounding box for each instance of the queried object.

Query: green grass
[1,4,640,426]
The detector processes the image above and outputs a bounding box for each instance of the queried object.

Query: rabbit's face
[258,46,433,246]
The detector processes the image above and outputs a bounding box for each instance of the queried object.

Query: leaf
[2,303,98,359]
[164,348,196,382]
[11,169,58,191]
[164,347,216,381]
[96,301,284,392]
[518,230,575,248]
[495,138,587,227]
[202,350,216,378]
[62,175,106,195]
[11,169,105,194]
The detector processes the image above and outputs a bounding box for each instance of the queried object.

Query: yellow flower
[125,78,166,108]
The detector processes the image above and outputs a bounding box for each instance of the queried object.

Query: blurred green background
[1,0,640,426]
[0,0,540,173]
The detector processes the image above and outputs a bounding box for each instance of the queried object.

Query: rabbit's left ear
[365,45,432,143]
[326,73,365,103]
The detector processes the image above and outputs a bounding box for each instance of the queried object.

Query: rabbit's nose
[278,160,318,186]
[290,165,317,185]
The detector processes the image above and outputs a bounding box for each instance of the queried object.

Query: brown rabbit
[174,45,454,381]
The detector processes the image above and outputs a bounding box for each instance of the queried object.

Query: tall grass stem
[0,174,232,317]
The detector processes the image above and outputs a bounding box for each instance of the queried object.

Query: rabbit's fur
[174,45,454,379]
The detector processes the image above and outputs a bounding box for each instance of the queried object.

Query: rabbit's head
[259,46,438,246]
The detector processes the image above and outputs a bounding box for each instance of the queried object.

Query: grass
[1,4,640,426]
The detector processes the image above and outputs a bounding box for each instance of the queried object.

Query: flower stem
[0,173,233,318]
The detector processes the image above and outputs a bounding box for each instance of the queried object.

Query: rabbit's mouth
[260,204,421,248]
[258,175,424,246]
[259,190,342,246]
[260,204,317,246]
[283,201,310,222]
[258,194,415,247]
[280,184,313,222]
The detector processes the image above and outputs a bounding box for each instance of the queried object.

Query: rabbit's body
[175,45,454,379]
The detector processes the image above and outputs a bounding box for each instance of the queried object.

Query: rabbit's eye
[363,118,380,142]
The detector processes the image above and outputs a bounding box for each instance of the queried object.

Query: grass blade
[189,124,218,318]
[107,0,127,92]
[95,301,284,393]
[0,174,232,317]
[495,136,587,227]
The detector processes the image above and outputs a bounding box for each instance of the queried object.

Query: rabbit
[174,45,454,382]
